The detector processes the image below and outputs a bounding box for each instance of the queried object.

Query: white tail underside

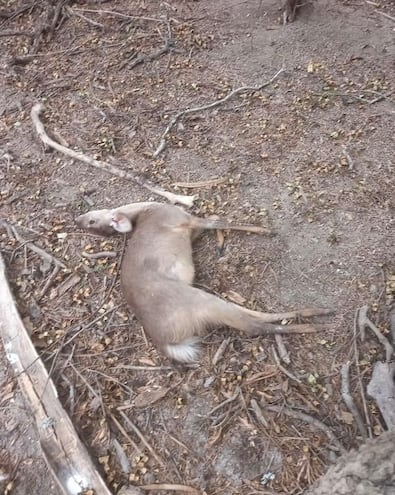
[164,338,200,363]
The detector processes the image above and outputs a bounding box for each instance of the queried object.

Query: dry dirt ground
[0,1,394,494]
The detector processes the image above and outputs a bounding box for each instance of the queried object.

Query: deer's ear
[109,212,133,233]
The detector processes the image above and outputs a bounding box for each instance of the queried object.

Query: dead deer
[76,202,331,362]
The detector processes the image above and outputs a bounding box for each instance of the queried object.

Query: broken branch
[153,67,285,157]
[30,103,196,207]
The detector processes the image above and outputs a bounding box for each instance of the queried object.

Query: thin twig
[113,365,174,372]
[30,103,196,207]
[66,7,105,28]
[153,67,285,157]
[109,414,143,457]
[62,304,122,348]
[267,405,346,453]
[118,410,164,467]
[159,412,193,454]
[368,90,393,105]
[172,177,228,189]
[72,8,169,23]
[271,345,301,384]
[208,387,240,416]
[81,251,117,259]
[69,362,144,457]
[140,484,200,493]
[37,265,60,300]
[312,90,392,105]
[375,9,395,22]
[250,399,269,428]
[340,361,368,438]
[85,368,135,397]
[212,337,231,365]
[0,3,34,19]
[0,31,34,38]
[125,37,172,70]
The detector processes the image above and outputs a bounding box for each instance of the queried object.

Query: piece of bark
[304,428,395,495]
[0,254,111,495]
[367,361,395,430]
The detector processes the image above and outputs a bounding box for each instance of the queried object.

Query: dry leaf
[56,273,81,297]
[226,290,247,305]
[339,410,354,425]
[134,386,170,408]
[138,357,157,366]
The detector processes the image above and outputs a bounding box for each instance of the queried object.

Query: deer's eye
[88,219,95,225]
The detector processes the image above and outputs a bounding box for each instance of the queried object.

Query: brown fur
[76,202,331,362]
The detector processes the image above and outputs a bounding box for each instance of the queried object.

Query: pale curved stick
[30,103,196,208]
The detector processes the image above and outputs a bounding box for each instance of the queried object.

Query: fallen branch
[30,103,196,207]
[267,405,346,453]
[153,67,285,157]
[0,253,111,495]
[340,361,368,438]
[358,305,393,362]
